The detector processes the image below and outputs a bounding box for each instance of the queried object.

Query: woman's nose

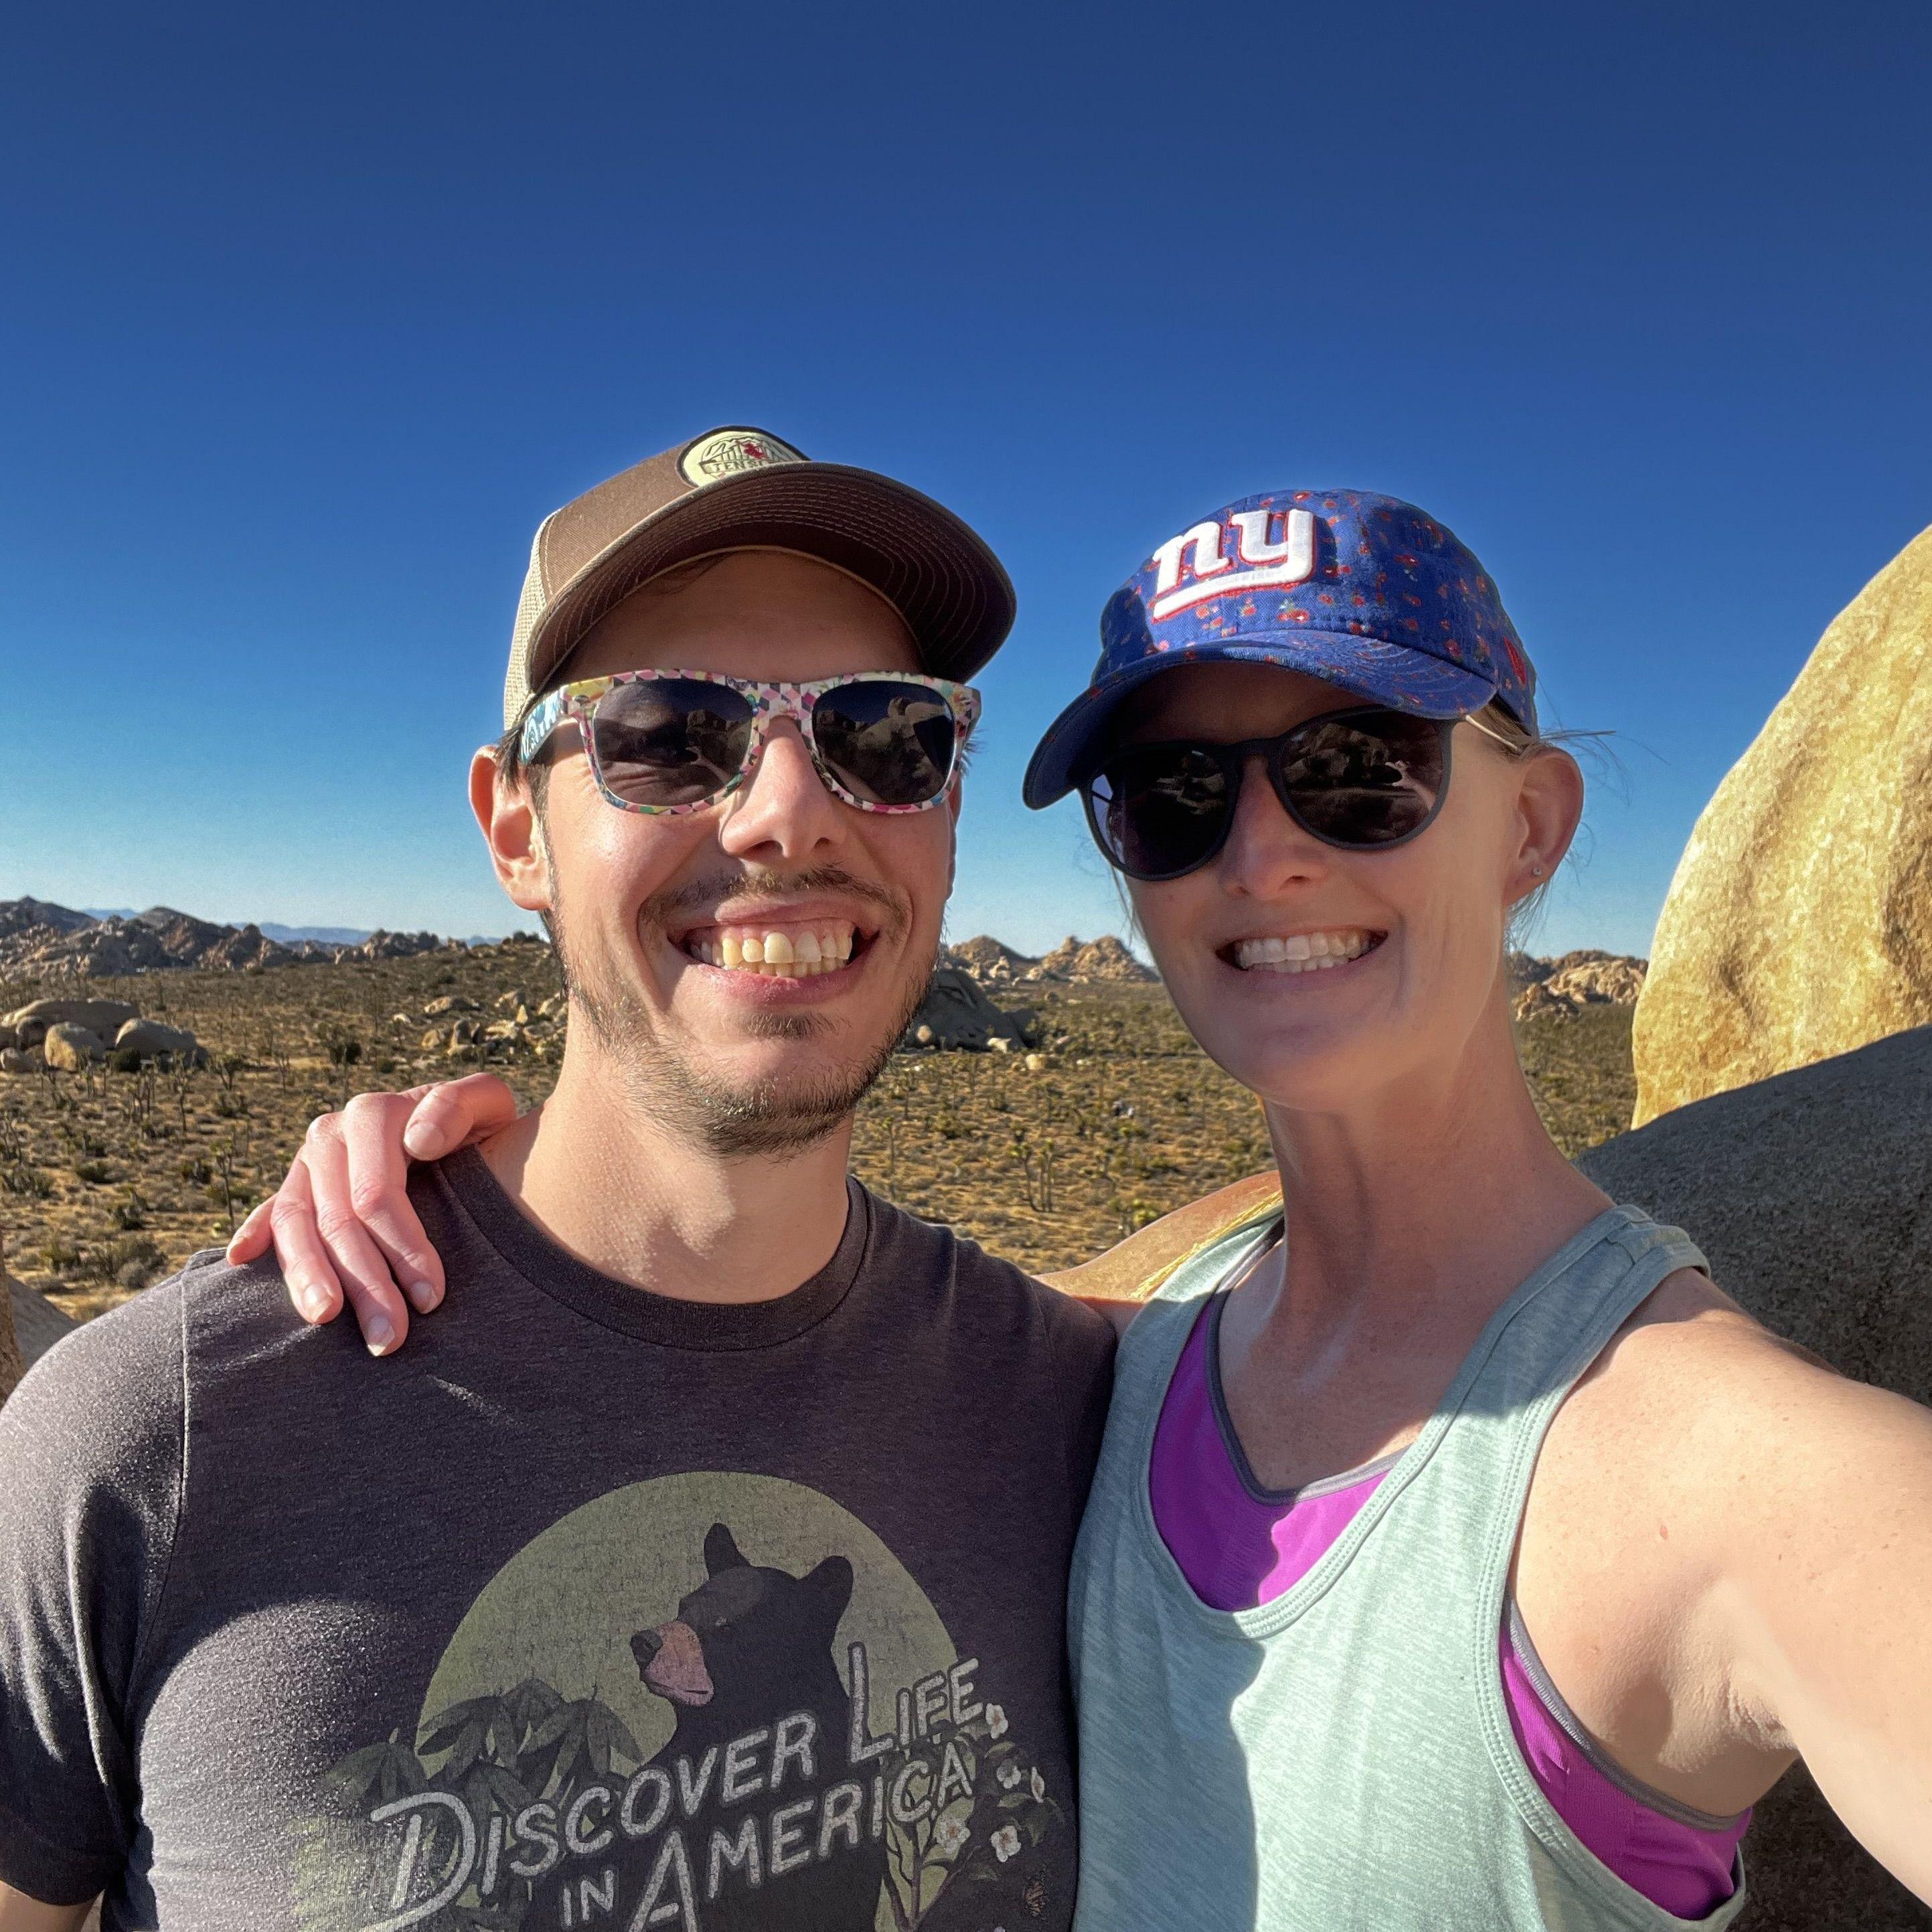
[1214,753,1330,896]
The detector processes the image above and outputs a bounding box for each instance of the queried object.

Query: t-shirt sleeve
[1040,1293,1117,1522]
[0,1283,185,1904]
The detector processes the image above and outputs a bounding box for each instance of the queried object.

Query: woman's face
[1117,663,1579,1115]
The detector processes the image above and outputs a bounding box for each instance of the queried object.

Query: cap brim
[524,463,1015,701]
[1021,631,1498,808]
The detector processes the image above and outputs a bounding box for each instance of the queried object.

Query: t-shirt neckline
[434,1143,872,1350]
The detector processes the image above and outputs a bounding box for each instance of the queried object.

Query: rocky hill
[1510,948,1647,1020]
[941,933,1157,986]
[0,899,450,979]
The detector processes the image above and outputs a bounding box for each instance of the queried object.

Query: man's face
[509,550,958,1156]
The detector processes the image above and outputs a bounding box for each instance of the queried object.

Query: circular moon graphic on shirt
[419,1471,956,1760]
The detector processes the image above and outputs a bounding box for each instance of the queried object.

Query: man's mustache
[639,866,908,931]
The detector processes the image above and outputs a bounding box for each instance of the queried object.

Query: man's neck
[478,1049,857,1307]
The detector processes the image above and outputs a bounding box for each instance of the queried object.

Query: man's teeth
[1233,930,1376,974]
[688,927,858,977]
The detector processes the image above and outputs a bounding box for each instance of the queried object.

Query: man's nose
[718,720,846,861]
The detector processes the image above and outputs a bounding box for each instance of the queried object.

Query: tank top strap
[1111,1208,1283,1431]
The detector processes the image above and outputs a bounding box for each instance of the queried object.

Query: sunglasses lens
[811,680,959,806]
[1278,712,1445,846]
[589,679,756,807]
[1085,746,1232,880]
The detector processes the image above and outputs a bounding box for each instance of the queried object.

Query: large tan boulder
[1633,526,1932,1125]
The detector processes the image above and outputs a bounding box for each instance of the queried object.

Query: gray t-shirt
[0,1149,1114,1931]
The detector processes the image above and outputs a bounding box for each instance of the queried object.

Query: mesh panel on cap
[504,526,554,726]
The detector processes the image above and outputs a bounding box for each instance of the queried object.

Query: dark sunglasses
[1081,706,1487,882]
[519,669,980,816]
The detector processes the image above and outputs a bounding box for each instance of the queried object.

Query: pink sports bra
[1149,1291,1749,1919]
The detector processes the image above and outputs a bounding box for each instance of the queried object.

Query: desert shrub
[72,1157,110,1185]
[100,1234,166,1289]
[3,1163,53,1200]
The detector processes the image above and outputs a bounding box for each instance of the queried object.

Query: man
[0,428,1115,1932]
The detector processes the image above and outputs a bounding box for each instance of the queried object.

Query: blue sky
[3,1,1928,959]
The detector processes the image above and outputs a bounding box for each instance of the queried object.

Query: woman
[238,488,1932,1925]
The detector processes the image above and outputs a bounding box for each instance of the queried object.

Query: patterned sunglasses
[519,669,981,816]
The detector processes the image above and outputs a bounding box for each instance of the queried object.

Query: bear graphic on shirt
[303,1472,1070,1932]
[528,1520,884,1929]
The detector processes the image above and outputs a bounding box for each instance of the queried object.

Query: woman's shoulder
[1042,1171,1282,1328]
[1546,1260,1931,1550]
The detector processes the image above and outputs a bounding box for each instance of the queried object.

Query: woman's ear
[1507,746,1584,905]
[470,748,552,915]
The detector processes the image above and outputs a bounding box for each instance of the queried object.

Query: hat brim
[1021,631,1498,808]
[519,463,1016,718]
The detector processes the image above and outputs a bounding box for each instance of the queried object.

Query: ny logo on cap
[1149,507,1317,621]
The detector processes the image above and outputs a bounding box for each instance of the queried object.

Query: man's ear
[470,748,552,916]
[1506,745,1585,905]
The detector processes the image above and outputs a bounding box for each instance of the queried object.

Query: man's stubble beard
[547,872,933,1159]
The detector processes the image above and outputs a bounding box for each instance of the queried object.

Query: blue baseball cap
[1022,487,1537,807]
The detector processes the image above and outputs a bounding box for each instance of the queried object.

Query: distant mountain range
[0,898,455,979]
[82,910,378,946]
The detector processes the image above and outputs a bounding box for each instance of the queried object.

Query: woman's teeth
[1233,930,1376,974]
[687,926,858,977]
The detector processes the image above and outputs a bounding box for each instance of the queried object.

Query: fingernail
[365,1316,395,1354]
[404,1281,438,1313]
[298,1285,328,1319]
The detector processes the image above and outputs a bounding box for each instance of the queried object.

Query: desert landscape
[6,527,1932,1929]
[0,896,1643,1317]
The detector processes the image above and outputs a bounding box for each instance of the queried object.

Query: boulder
[1579,1026,1932,1928]
[2,1236,77,1408]
[112,1018,204,1065]
[4,997,139,1048]
[1633,526,1932,1126]
[899,968,1035,1051]
[42,1022,106,1070]
[1,1047,36,1074]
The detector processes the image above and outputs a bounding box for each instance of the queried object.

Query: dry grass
[0,956,1636,1317]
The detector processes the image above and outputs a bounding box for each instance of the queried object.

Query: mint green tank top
[1066,1205,1749,1931]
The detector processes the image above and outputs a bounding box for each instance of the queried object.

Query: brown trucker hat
[502,425,1016,728]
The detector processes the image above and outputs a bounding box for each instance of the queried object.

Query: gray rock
[112,1018,205,1065]
[898,967,1034,1051]
[1579,1025,1932,1928]
[2,1240,76,1408]
[42,1022,106,1070]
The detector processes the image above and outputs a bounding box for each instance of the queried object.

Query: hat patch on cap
[678,429,806,485]
[1149,507,1317,621]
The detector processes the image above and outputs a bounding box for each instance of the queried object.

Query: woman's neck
[1253,1003,1612,1376]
